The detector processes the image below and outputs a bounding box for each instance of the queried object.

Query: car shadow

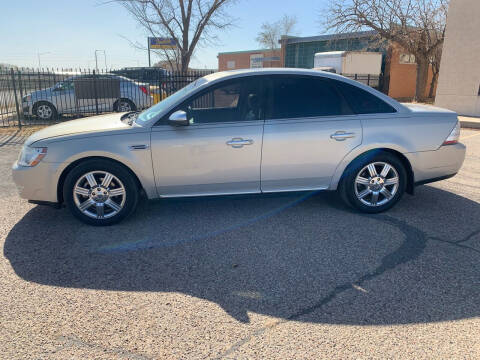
[4,186,480,325]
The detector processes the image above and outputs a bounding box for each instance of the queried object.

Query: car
[110,67,168,84]
[12,68,466,225]
[22,73,153,121]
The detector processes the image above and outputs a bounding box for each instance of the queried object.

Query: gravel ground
[1,128,479,359]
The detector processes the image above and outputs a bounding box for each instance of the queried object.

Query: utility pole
[148,38,151,67]
[95,50,107,71]
[37,52,50,69]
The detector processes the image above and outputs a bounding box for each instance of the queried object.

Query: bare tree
[325,0,448,101]
[256,15,298,50]
[428,44,442,99]
[114,0,237,71]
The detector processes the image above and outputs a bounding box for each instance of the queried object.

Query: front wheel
[339,152,407,213]
[115,99,136,112]
[34,101,57,121]
[63,160,139,225]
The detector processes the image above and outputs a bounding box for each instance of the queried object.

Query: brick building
[281,31,435,100]
[218,31,437,100]
[217,49,282,71]
[384,43,436,100]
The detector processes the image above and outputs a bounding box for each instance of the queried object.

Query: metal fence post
[93,69,99,115]
[17,70,24,124]
[10,69,22,129]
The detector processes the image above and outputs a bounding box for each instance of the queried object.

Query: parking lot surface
[1,128,480,359]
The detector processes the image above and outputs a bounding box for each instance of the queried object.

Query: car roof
[203,67,349,82]
[63,73,133,82]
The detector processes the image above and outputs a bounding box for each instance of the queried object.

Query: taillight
[139,86,149,95]
[443,121,461,145]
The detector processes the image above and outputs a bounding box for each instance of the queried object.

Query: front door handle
[330,131,356,141]
[226,138,254,148]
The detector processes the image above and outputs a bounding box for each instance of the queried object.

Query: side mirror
[168,110,189,126]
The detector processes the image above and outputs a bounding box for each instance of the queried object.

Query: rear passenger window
[334,81,396,114]
[267,76,351,119]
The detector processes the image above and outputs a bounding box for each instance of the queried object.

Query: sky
[1,0,328,70]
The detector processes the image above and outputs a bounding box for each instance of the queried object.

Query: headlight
[18,146,47,167]
[443,121,461,145]
[22,95,31,102]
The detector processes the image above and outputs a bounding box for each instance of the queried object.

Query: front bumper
[12,161,59,203]
[405,143,466,184]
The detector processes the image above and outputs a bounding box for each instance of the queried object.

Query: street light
[37,52,50,69]
[94,50,107,71]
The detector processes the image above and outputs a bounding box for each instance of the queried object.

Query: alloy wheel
[37,104,53,119]
[73,171,126,219]
[354,161,399,207]
[118,101,132,112]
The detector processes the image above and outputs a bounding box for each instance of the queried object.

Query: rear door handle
[226,138,254,148]
[330,131,356,141]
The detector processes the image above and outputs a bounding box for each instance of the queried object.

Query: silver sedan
[22,74,153,121]
[12,69,466,225]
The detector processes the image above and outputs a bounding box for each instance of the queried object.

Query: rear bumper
[405,143,466,184]
[414,173,457,186]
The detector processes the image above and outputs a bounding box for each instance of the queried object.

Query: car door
[73,75,98,114]
[51,79,75,114]
[150,77,265,197]
[261,75,362,192]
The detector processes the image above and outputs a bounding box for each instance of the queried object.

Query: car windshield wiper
[120,111,140,126]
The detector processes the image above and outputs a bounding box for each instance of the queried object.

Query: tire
[63,159,139,226]
[33,101,57,121]
[339,152,407,213]
[114,98,136,112]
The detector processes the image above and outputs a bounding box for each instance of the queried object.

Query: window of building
[334,80,397,114]
[399,53,416,64]
[267,76,351,119]
[250,54,264,68]
[227,60,236,69]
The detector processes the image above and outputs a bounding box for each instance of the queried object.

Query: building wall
[435,0,480,116]
[386,44,436,100]
[284,38,384,69]
[217,49,282,71]
[280,33,437,100]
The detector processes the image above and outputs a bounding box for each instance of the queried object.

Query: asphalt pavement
[1,128,479,359]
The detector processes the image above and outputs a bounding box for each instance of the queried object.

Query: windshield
[135,78,206,125]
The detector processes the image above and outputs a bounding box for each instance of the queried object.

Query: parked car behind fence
[0,68,215,127]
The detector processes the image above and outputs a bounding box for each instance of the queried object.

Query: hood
[28,88,53,99]
[402,103,457,115]
[26,113,130,145]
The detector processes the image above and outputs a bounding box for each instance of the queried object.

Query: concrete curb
[460,121,480,129]
[458,116,480,129]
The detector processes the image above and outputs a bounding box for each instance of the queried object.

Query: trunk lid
[402,103,457,116]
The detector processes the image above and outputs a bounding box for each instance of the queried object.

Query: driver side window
[174,78,262,124]
[56,80,74,91]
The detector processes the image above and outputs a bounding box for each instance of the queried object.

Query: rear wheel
[63,159,139,225]
[339,152,407,213]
